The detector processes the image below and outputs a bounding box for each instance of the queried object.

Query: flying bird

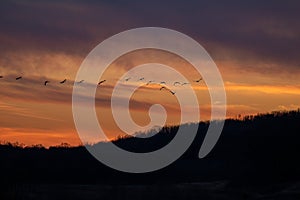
[160,81,166,84]
[138,77,145,81]
[98,80,106,85]
[124,77,131,82]
[0,76,3,78]
[77,80,84,84]
[173,81,181,86]
[16,76,22,80]
[44,81,50,86]
[169,90,176,95]
[146,80,155,85]
[181,82,190,86]
[194,78,203,83]
[160,86,176,95]
[60,79,67,84]
[160,86,166,91]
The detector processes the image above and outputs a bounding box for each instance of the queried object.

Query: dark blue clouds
[0,0,299,69]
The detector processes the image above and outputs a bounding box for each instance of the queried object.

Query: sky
[0,0,300,147]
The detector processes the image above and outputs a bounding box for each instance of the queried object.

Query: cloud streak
[1,0,300,73]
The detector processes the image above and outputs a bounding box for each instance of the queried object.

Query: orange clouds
[1,46,300,146]
[0,0,299,146]
[225,82,300,95]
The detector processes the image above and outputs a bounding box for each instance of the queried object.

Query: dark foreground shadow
[1,109,300,199]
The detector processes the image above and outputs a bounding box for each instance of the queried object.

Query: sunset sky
[1,0,300,147]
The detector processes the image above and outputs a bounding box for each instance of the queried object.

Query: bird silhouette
[138,77,145,81]
[124,77,131,82]
[160,81,166,84]
[160,86,166,90]
[146,80,154,85]
[169,90,176,95]
[0,76,3,78]
[160,86,176,95]
[60,79,67,84]
[44,81,50,86]
[173,81,181,86]
[77,80,84,84]
[194,78,202,83]
[16,76,22,80]
[181,82,190,86]
[98,80,106,85]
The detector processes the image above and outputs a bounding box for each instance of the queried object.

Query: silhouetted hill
[1,109,300,187]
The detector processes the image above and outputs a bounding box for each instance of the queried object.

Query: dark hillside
[0,109,300,185]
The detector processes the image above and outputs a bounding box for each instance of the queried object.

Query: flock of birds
[0,75,203,95]
[121,77,203,95]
